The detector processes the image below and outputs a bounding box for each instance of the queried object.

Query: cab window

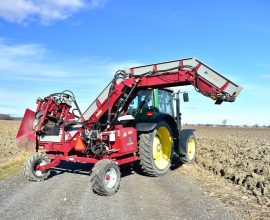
[158,90,173,115]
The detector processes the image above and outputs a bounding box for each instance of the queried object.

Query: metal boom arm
[82,58,242,126]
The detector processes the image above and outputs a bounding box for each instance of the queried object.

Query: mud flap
[16,109,36,151]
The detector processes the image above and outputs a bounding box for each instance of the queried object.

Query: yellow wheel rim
[187,138,196,161]
[152,126,172,170]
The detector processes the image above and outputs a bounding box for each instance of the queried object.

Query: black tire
[23,152,51,181]
[138,120,173,176]
[180,133,197,164]
[90,159,121,196]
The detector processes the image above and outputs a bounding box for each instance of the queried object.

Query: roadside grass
[0,152,31,180]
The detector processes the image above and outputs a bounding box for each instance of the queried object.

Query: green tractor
[127,88,197,176]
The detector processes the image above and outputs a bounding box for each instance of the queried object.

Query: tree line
[0,113,22,120]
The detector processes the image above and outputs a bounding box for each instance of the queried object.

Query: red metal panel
[16,109,36,151]
[137,70,193,88]
[221,81,230,90]
[47,154,99,164]
[96,99,102,108]
[110,126,137,154]
[195,63,201,71]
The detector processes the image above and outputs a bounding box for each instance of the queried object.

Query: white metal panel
[197,64,227,88]
[182,58,198,67]
[40,124,81,142]
[81,79,124,121]
[40,128,64,142]
[225,83,242,96]
[156,61,180,72]
[133,66,153,75]
[40,135,62,142]
[82,101,98,121]
[128,57,242,97]
[98,82,112,104]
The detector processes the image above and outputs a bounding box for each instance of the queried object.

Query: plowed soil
[0,120,21,164]
[182,126,270,219]
[195,126,270,203]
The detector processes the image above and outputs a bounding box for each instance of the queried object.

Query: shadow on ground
[47,157,184,180]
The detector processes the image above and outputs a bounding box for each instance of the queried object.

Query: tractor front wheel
[138,120,173,176]
[23,152,51,181]
[90,159,121,196]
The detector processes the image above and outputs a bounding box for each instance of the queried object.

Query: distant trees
[0,113,21,120]
[222,119,227,127]
[0,113,12,120]
[186,123,270,128]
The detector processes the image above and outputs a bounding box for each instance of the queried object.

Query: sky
[0,0,269,126]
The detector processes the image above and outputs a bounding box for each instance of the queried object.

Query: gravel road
[0,162,240,220]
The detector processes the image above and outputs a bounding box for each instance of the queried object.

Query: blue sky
[0,0,269,126]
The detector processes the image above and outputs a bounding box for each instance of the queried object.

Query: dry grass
[0,151,31,180]
[0,120,31,180]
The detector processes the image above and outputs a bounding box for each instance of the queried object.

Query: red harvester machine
[17,57,242,195]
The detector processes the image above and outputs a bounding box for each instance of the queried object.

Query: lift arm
[83,57,242,125]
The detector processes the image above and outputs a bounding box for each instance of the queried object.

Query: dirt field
[182,126,270,219]
[193,126,270,204]
[0,120,269,218]
[0,120,21,164]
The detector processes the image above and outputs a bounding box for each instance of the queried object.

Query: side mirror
[183,92,189,102]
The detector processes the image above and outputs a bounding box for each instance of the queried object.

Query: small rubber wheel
[90,159,121,196]
[180,134,197,164]
[23,152,51,181]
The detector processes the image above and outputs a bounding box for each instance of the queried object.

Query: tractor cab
[128,88,188,130]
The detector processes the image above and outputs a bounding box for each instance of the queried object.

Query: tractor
[17,57,242,195]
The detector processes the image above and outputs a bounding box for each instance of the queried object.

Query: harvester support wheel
[138,120,173,176]
[23,152,51,181]
[90,159,121,196]
[179,131,197,164]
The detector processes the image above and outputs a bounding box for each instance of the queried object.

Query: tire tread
[138,121,173,177]
[90,159,120,196]
[23,152,50,182]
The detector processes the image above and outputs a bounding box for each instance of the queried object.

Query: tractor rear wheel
[90,159,121,196]
[138,120,173,176]
[23,152,51,181]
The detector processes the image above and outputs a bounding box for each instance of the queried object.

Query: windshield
[128,90,153,115]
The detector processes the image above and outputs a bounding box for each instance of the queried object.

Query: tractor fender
[135,122,157,132]
[135,114,177,133]
[178,129,196,155]
[135,114,179,150]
